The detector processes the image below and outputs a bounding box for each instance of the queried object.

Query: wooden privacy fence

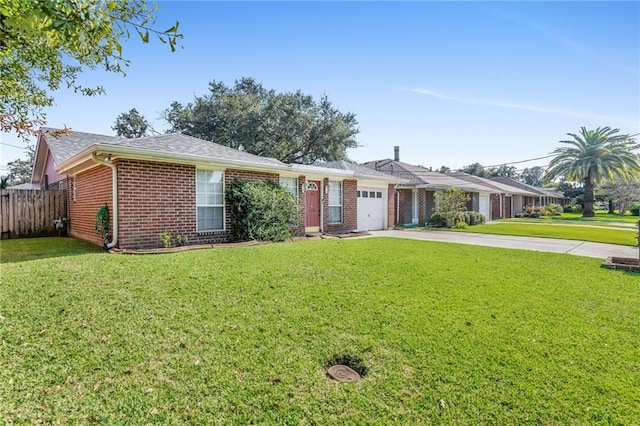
[1,189,68,239]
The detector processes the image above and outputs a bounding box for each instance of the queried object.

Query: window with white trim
[279,176,298,200]
[328,180,343,224]
[196,170,224,231]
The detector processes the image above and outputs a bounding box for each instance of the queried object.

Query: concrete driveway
[369,229,640,260]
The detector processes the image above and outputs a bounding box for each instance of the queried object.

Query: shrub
[434,188,470,227]
[529,211,541,218]
[630,202,640,216]
[226,178,299,242]
[546,204,563,215]
[428,212,447,227]
[454,220,468,229]
[158,230,189,248]
[571,204,583,214]
[453,211,486,226]
[563,205,573,213]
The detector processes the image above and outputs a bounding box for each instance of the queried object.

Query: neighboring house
[363,147,544,224]
[488,177,568,208]
[448,172,540,219]
[31,129,404,249]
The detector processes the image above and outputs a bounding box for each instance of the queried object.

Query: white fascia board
[356,179,390,188]
[31,133,49,184]
[287,164,354,178]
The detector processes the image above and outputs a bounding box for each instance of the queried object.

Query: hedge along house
[30,129,404,249]
[363,147,541,224]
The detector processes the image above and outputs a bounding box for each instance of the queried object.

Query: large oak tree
[163,78,360,164]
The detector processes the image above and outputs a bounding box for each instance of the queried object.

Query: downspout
[499,194,503,219]
[91,153,118,249]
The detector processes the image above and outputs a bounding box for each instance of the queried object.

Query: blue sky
[1,1,638,173]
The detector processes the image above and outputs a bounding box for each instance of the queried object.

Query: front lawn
[1,237,638,424]
[550,211,639,224]
[456,222,638,246]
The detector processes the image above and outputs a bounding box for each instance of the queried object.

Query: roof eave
[55,145,406,183]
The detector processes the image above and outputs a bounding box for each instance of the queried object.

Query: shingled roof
[489,176,566,199]
[449,172,539,196]
[319,160,403,180]
[362,159,497,192]
[41,128,285,168]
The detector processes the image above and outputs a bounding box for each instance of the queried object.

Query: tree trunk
[583,176,595,217]
[608,199,615,215]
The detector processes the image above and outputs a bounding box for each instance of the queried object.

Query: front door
[305,180,321,231]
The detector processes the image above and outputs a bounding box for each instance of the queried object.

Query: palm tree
[544,127,640,217]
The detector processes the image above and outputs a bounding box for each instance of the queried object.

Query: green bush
[428,212,447,227]
[454,211,486,226]
[571,204,583,214]
[630,202,640,216]
[225,178,299,242]
[529,211,541,218]
[563,205,573,213]
[454,220,468,229]
[546,204,563,215]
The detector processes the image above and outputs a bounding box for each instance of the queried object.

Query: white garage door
[479,194,491,220]
[357,188,385,231]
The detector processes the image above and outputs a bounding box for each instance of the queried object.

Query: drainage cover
[327,364,360,382]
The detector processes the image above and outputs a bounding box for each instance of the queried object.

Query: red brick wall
[397,189,413,224]
[491,193,509,219]
[324,178,357,233]
[115,163,283,249]
[387,184,396,228]
[116,159,216,249]
[70,159,387,246]
[68,165,113,246]
[417,188,427,226]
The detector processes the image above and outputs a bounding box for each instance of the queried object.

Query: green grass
[457,222,638,246]
[497,218,632,230]
[551,211,639,224]
[1,237,639,424]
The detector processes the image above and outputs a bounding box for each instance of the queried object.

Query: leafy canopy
[0,0,182,139]
[112,108,153,138]
[1,146,35,187]
[520,166,545,187]
[544,127,639,185]
[459,163,486,177]
[544,126,640,217]
[164,77,360,164]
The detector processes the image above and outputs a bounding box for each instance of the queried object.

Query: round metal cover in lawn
[327,364,360,382]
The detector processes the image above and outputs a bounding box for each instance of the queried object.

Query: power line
[0,142,30,149]
[482,154,555,169]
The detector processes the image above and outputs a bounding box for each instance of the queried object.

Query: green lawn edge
[1,237,639,424]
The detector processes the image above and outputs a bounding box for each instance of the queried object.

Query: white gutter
[91,153,118,249]
[57,144,406,184]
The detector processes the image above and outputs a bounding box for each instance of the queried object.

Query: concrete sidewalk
[368,229,640,259]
